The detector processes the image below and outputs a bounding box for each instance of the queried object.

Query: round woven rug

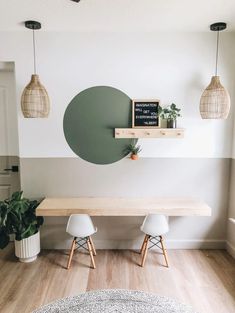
[33,289,197,313]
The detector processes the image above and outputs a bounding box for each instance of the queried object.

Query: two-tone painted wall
[228,118,235,258]
[0,31,235,250]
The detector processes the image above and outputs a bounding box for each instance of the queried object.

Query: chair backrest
[66,214,96,238]
[141,214,169,237]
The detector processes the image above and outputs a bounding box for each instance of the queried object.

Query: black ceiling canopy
[210,22,227,31]
[71,0,80,2]
[25,20,41,30]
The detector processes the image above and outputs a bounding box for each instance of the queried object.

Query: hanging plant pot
[15,231,40,263]
[131,154,139,160]
[126,143,141,160]
[167,119,177,128]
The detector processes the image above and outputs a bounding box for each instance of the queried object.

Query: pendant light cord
[33,29,37,74]
[215,30,219,76]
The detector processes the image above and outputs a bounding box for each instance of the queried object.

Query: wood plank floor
[0,246,235,313]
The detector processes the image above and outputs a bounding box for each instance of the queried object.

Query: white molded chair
[66,214,97,269]
[140,214,169,267]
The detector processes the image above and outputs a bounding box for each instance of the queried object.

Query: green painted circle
[63,86,136,165]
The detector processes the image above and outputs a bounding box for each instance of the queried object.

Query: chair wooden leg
[87,238,96,269]
[140,235,150,267]
[140,235,148,254]
[67,237,76,269]
[159,235,169,268]
[89,236,97,256]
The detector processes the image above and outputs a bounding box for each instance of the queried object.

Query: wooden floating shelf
[115,128,184,138]
[36,197,211,217]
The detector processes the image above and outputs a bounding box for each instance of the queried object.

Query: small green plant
[126,142,142,155]
[168,103,181,121]
[0,191,43,249]
[158,106,170,120]
[159,103,181,121]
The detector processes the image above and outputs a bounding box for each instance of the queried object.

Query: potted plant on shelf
[126,142,142,160]
[0,191,43,263]
[166,103,181,128]
[158,106,170,128]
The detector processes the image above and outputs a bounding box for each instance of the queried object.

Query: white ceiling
[0,0,235,32]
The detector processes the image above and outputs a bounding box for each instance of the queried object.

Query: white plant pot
[160,118,167,128]
[15,231,40,263]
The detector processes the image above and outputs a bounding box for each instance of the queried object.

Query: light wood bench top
[36,197,212,217]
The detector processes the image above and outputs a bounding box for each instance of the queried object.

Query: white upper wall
[0,31,234,158]
[0,0,235,32]
[0,66,19,156]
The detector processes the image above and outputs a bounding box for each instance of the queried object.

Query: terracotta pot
[131,154,139,160]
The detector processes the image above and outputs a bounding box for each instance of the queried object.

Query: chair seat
[140,214,169,237]
[140,226,167,237]
[68,227,97,238]
[66,214,97,238]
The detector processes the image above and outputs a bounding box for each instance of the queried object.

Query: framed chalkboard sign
[132,99,160,128]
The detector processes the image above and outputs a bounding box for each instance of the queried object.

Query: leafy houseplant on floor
[166,103,181,128]
[0,191,43,262]
[126,142,142,160]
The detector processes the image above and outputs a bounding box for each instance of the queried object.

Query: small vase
[131,154,139,160]
[167,119,177,128]
[160,118,167,128]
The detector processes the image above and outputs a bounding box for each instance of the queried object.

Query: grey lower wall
[20,157,230,249]
[227,158,235,257]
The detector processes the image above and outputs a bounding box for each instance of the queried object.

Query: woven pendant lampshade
[21,74,50,118]
[200,76,230,119]
[200,22,230,119]
[21,20,50,118]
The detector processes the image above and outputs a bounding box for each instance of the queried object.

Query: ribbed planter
[15,231,40,263]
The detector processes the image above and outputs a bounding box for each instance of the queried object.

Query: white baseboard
[93,239,226,250]
[41,238,226,250]
[165,239,225,249]
[226,241,235,259]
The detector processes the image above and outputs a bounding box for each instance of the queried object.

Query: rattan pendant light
[21,21,50,118]
[200,22,230,119]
